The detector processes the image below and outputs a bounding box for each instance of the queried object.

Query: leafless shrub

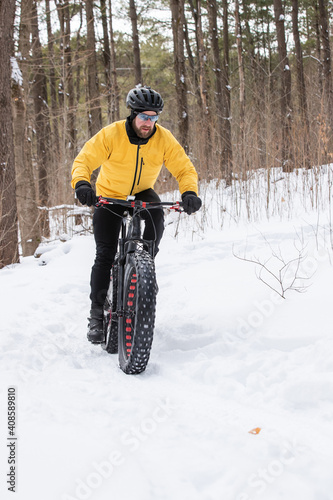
[233,234,313,299]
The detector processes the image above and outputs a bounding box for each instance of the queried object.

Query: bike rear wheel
[102,262,119,354]
[119,249,157,374]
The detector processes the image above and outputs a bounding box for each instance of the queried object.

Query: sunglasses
[137,112,159,122]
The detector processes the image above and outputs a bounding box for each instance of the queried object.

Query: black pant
[90,189,164,308]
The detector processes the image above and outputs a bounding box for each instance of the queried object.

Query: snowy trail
[1,212,333,500]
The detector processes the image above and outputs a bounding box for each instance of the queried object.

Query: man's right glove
[181,191,202,215]
[75,181,97,207]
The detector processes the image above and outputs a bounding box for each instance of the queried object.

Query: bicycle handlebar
[96,196,183,211]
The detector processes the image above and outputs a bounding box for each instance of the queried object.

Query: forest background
[0,0,333,267]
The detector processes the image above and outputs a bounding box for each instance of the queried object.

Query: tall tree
[85,0,102,137]
[31,0,52,234]
[0,0,19,267]
[109,0,120,121]
[318,0,333,128]
[313,0,323,95]
[273,0,293,170]
[56,0,76,202]
[63,0,76,157]
[100,0,112,122]
[189,0,211,171]
[170,0,189,152]
[222,0,233,181]
[292,0,308,124]
[242,0,259,102]
[208,0,225,175]
[75,0,84,108]
[183,11,200,104]
[291,0,310,166]
[45,0,60,168]
[235,0,246,168]
[14,0,41,257]
[129,0,142,85]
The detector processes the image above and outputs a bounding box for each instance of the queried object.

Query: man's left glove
[181,191,202,215]
[75,181,97,207]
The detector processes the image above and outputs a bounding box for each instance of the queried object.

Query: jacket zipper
[130,145,140,195]
[137,158,144,186]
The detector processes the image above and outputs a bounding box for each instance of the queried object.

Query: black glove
[75,181,97,207]
[181,191,202,215]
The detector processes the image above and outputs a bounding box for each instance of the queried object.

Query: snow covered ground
[1,168,333,500]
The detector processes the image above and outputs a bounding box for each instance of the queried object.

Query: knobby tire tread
[119,250,157,374]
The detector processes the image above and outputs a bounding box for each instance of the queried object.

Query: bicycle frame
[96,196,182,261]
[117,212,142,327]
[97,196,183,372]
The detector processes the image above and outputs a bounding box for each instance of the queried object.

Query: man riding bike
[71,85,202,343]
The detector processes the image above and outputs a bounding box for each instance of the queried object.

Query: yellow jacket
[71,120,198,199]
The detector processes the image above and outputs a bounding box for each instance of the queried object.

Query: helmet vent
[126,86,164,113]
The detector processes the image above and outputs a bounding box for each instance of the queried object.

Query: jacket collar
[125,116,157,145]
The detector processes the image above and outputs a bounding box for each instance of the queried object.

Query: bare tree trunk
[129,0,142,85]
[45,0,60,170]
[189,0,211,174]
[64,1,76,157]
[12,80,41,256]
[85,0,102,137]
[75,0,83,108]
[187,0,201,104]
[109,0,120,121]
[273,0,293,171]
[222,0,233,182]
[292,0,310,167]
[31,0,51,236]
[56,0,76,203]
[313,0,323,95]
[242,0,259,106]
[170,0,189,152]
[208,0,224,176]
[14,0,41,257]
[292,0,309,126]
[195,0,209,113]
[318,0,333,129]
[0,0,19,267]
[100,0,112,122]
[183,13,200,103]
[235,0,246,170]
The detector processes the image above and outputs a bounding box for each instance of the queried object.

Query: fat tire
[119,250,157,374]
[102,262,119,354]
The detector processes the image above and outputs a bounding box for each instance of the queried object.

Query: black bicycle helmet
[126,85,164,113]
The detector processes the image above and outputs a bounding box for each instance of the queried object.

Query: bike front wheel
[119,249,157,374]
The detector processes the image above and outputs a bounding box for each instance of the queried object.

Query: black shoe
[87,308,104,344]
